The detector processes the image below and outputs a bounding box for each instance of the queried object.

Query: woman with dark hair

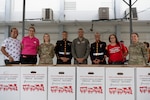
[106,34,128,64]
[20,26,40,64]
[128,32,148,65]
[1,28,21,65]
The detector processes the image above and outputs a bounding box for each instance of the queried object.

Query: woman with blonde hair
[38,33,55,64]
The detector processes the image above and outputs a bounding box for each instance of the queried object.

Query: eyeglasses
[110,37,115,39]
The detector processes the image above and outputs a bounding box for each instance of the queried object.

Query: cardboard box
[20,67,47,100]
[136,67,150,100]
[106,67,135,100]
[77,67,105,100]
[0,67,20,100]
[48,66,75,100]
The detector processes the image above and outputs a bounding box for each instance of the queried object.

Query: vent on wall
[64,2,76,10]
[99,7,109,20]
[42,8,53,21]
[124,7,138,20]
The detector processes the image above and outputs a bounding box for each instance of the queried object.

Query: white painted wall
[1,0,150,21]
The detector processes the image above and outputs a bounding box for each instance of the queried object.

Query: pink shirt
[21,36,39,55]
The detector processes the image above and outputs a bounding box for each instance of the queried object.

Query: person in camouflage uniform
[38,33,55,64]
[128,32,148,65]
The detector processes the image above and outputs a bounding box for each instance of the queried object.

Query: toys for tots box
[48,66,75,100]
[106,67,135,100]
[136,67,150,100]
[0,67,20,100]
[77,67,105,100]
[20,67,47,100]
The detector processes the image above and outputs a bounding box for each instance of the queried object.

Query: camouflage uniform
[38,43,55,64]
[128,42,148,65]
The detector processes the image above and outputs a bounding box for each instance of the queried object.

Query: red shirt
[107,43,126,63]
[21,36,39,55]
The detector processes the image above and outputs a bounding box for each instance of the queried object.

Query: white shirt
[1,37,21,61]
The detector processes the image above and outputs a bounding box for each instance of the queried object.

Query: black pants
[20,55,37,64]
[109,61,124,65]
[4,59,20,65]
[92,60,106,64]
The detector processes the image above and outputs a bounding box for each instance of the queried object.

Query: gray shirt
[71,37,90,64]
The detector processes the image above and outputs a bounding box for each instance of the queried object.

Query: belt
[93,52,104,56]
[59,52,70,55]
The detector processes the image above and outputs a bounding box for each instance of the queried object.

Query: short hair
[62,31,68,34]
[78,28,83,31]
[78,28,84,33]
[28,26,35,32]
[11,28,18,32]
[95,32,100,35]
[131,32,139,37]
[95,32,100,38]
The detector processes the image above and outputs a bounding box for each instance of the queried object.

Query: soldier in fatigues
[128,32,148,65]
[55,31,72,64]
[90,32,107,64]
[71,28,90,64]
[38,33,55,64]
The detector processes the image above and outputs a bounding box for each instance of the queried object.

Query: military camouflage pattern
[128,42,148,65]
[38,43,55,64]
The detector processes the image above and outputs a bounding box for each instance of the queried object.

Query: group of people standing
[1,27,150,66]
[1,27,39,65]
